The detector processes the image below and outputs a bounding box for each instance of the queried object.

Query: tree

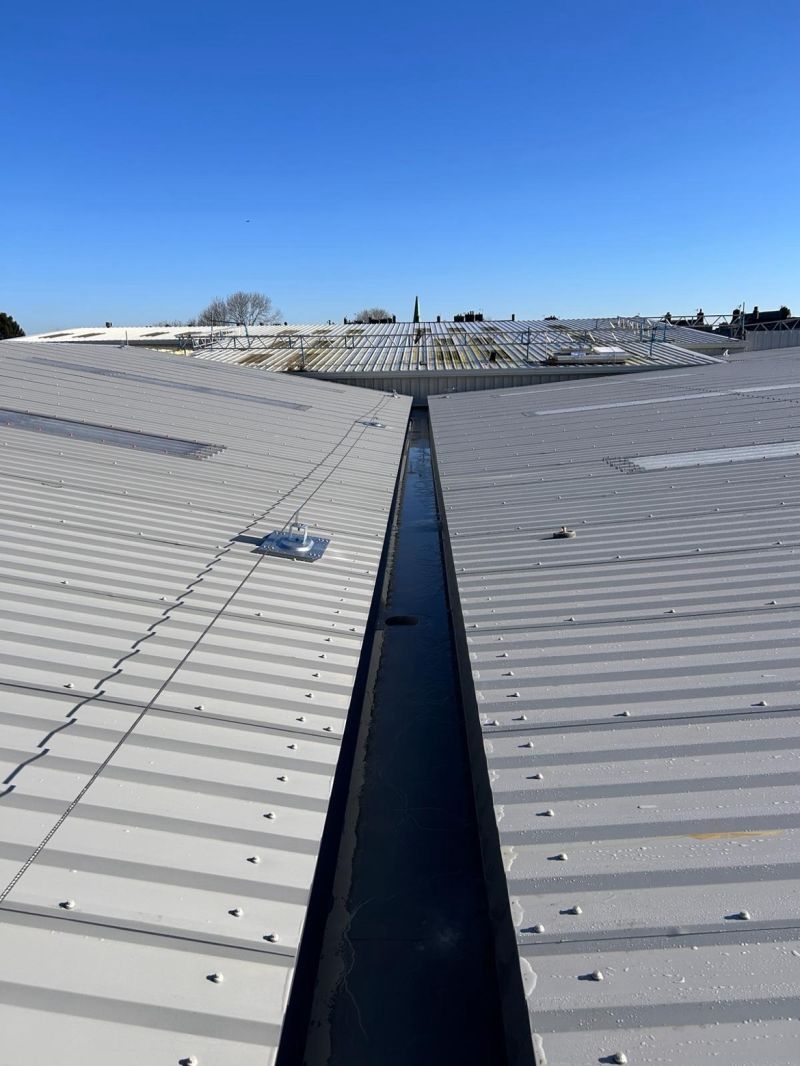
[196,298,229,327]
[352,307,394,323]
[0,312,25,339]
[197,291,281,327]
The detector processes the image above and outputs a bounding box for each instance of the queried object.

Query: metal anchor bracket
[257,516,330,562]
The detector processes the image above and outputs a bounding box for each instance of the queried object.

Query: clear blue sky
[4,0,800,331]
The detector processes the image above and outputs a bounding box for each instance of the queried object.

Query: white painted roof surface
[429,348,800,1066]
[17,321,723,372]
[193,321,720,373]
[558,316,742,352]
[0,340,410,1066]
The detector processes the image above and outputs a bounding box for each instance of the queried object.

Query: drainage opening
[385,614,419,626]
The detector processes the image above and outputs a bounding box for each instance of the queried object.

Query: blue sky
[3,0,800,331]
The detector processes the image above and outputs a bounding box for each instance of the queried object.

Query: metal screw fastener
[566,905,582,915]
[288,743,297,750]
[195,704,205,711]
[554,853,568,861]
[64,682,74,689]
[323,725,333,731]
[735,910,751,920]
[60,899,76,910]
[264,933,279,942]
[296,716,305,722]
[264,812,276,819]
[229,907,243,918]
[207,973,224,983]
[248,855,261,864]
[755,701,768,707]
[532,924,545,933]
[590,970,604,981]
[277,775,288,782]
[180,1057,199,1066]
[532,772,543,780]
[620,710,631,717]
[542,809,555,817]
[611,1054,628,1065]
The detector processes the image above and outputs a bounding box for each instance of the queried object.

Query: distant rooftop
[16,319,732,375]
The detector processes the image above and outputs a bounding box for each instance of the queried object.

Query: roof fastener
[264,812,276,819]
[277,775,288,782]
[524,741,534,748]
[566,904,582,914]
[229,907,243,918]
[195,704,205,711]
[60,899,76,910]
[553,853,568,861]
[531,772,543,779]
[248,855,261,864]
[207,973,224,983]
[611,1054,628,1064]
[755,700,768,706]
[553,526,576,539]
[532,924,545,933]
[734,909,751,920]
[288,743,297,750]
[541,809,555,817]
[180,1057,199,1066]
[589,969,604,981]
[323,725,333,731]
[264,933,279,942]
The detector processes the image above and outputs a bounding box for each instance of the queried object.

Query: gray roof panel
[429,347,800,1065]
[0,340,411,1065]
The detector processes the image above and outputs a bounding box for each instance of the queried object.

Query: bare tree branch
[352,307,393,323]
[197,292,282,327]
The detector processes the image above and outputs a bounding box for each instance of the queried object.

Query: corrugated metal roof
[559,317,741,353]
[193,321,720,373]
[429,347,800,1066]
[0,340,411,1065]
[17,322,724,371]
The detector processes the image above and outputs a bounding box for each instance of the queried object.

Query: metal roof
[558,317,741,354]
[429,347,800,1066]
[0,340,411,1066]
[17,322,724,371]
[193,321,721,373]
